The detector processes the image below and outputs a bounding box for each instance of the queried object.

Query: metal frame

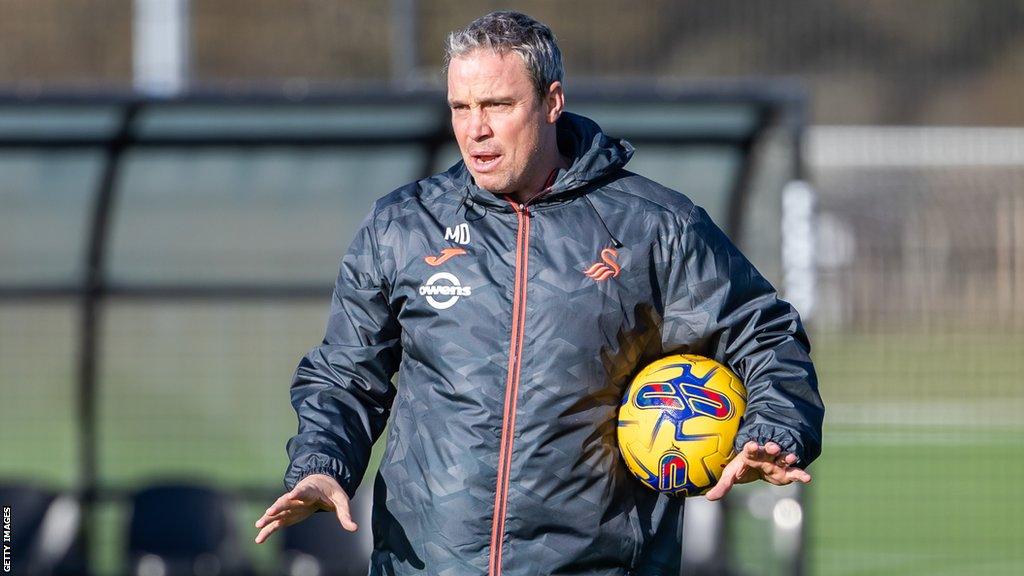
[0,85,807,575]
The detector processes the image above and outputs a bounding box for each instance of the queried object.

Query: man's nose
[468,109,493,140]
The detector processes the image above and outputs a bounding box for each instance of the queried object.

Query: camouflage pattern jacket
[283,112,824,576]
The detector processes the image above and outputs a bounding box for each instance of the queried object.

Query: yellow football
[617,354,747,497]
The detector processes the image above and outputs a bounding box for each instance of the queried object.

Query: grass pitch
[2,306,1022,575]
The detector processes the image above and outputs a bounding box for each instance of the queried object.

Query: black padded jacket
[283,112,825,576]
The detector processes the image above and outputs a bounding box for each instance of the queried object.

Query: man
[255,11,823,576]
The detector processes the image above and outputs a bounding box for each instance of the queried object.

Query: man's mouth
[471,153,502,172]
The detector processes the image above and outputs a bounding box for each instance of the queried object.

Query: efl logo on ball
[617,354,747,497]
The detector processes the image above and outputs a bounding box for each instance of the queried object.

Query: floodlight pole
[133,0,191,96]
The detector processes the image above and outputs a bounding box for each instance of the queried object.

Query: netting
[3,1,1022,124]
[3,1,1023,573]
[0,96,790,574]
[807,127,1024,575]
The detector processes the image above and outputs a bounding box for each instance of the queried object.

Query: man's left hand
[705,441,812,501]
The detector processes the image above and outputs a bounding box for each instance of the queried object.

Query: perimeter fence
[805,126,1024,575]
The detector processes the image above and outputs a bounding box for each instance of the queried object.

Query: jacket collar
[448,112,634,211]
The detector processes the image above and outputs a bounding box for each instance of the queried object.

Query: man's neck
[505,153,571,206]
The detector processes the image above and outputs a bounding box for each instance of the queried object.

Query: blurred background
[1,1,1022,575]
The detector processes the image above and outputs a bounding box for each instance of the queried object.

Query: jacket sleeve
[283,210,402,497]
[661,204,824,467]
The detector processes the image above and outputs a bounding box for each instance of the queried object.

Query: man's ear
[544,81,565,124]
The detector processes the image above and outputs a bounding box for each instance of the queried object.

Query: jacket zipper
[489,200,530,576]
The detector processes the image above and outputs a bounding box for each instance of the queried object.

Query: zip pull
[511,201,530,217]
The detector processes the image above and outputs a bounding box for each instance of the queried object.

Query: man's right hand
[254,474,358,544]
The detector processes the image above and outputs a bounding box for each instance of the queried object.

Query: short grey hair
[443,11,564,98]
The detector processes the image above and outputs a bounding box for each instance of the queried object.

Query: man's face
[447,49,557,196]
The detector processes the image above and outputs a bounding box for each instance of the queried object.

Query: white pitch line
[825,428,1024,447]
[824,399,1024,429]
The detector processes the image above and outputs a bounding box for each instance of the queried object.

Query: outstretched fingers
[255,510,281,530]
[264,489,304,517]
[704,477,731,501]
[706,458,746,501]
[776,452,798,468]
[255,518,283,544]
[742,441,763,460]
[755,458,812,486]
[707,443,811,498]
[332,494,359,532]
[254,485,327,543]
[783,466,812,484]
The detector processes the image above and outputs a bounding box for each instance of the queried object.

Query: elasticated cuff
[734,424,806,467]
[283,458,358,500]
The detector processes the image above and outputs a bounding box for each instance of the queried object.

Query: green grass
[805,329,1024,575]
[809,425,1024,576]
[3,311,1024,575]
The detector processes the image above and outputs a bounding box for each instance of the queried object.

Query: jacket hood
[450,111,634,210]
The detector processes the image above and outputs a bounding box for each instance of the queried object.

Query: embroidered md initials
[444,223,471,245]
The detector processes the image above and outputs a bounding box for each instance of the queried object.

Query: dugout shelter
[0,84,810,576]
